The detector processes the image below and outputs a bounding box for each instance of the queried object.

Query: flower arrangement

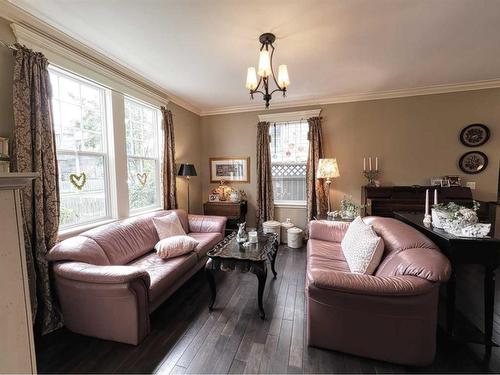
[431,201,490,237]
[329,195,368,220]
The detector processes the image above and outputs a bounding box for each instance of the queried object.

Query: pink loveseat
[47,209,226,345]
[306,217,451,366]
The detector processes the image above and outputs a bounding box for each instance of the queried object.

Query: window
[125,97,162,212]
[270,120,309,205]
[50,67,111,228]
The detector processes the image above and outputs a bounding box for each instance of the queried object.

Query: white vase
[431,209,448,229]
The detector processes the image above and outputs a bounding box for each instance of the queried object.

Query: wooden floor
[37,246,500,374]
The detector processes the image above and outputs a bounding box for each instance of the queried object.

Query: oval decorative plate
[459,151,488,174]
[459,123,490,147]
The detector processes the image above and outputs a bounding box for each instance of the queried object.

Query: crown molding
[0,0,202,115]
[258,109,321,123]
[200,78,500,116]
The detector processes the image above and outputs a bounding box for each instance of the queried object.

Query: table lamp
[316,158,340,213]
[178,163,197,213]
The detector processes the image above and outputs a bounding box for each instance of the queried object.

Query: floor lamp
[177,163,197,213]
[316,158,340,213]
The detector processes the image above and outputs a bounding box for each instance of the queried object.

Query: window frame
[269,120,309,208]
[124,96,163,215]
[49,66,114,230]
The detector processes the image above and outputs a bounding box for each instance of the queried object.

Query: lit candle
[369,157,372,171]
[363,157,366,171]
[375,157,378,171]
[434,189,438,205]
[425,189,429,215]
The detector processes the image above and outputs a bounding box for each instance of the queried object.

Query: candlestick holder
[363,170,379,186]
[423,214,432,226]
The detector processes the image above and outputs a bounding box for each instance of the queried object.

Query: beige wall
[168,101,203,214]
[0,17,15,138]
[201,89,500,228]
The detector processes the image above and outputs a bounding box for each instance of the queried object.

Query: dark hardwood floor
[37,246,500,373]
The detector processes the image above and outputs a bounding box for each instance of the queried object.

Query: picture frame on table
[209,157,250,183]
[430,177,443,186]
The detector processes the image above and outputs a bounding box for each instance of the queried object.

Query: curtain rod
[0,40,18,50]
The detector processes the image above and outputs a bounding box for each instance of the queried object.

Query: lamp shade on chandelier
[245,33,290,108]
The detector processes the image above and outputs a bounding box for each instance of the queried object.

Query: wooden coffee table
[205,231,278,319]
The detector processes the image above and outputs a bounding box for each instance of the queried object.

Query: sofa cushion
[307,239,350,274]
[129,251,198,304]
[341,217,384,275]
[155,236,199,259]
[188,232,224,259]
[153,212,186,239]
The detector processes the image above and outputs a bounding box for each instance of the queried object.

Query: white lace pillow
[341,216,384,275]
[152,212,186,240]
[155,235,198,259]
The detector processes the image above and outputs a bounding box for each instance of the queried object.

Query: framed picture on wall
[209,157,250,183]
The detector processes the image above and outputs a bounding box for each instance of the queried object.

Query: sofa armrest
[188,214,227,234]
[307,269,434,297]
[308,220,350,243]
[54,262,151,287]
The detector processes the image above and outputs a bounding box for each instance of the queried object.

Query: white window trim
[51,66,115,231]
[275,200,307,208]
[258,109,321,123]
[125,96,164,214]
[45,65,166,236]
[269,118,310,208]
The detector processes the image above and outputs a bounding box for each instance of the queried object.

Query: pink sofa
[47,209,226,345]
[306,217,451,366]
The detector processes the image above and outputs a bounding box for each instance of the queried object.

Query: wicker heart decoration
[137,172,148,186]
[69,172,87,190]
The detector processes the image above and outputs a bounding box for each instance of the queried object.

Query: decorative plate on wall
[459,123,490,147]
[459,151,488,174]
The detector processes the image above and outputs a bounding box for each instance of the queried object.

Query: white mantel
[0,172,38,374]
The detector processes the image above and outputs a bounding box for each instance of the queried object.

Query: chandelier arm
[268,44,282,90]
[270,87,286,96]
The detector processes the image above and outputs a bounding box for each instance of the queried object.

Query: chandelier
[245,33,290,108]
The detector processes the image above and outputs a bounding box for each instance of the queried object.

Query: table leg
[205,261,217,311]
[484,265,496,359]
[447,268,456,336]
[255,264,267,320]
[270,244,278,279]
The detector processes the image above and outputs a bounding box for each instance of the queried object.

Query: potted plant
[329,196,368,220]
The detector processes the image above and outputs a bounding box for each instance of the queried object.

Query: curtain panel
[306,116,328,221]
[11,44,62,334]
[161,107,178,210]
[256,121,274,227]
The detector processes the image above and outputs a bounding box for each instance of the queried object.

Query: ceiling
[10,0,500,114]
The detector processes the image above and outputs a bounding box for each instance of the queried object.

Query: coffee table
[205,231,279,319]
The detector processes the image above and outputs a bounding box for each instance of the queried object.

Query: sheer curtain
[161,107,177,210]
[11,44,62,334]
[306,116,328,221]
[256,121,274,226]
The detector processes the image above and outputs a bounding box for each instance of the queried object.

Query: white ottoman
[287,227,303,249]
[263,220,281,244]
[280,220,295,244]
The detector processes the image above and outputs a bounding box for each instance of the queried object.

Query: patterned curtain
[306,116,328,221]
[161,107,177,210]
[256,121,274,227]
[11,45,62,334]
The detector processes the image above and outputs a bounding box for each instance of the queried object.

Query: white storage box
[287,227,303,249]
[281,219,295,244]
[263,220,281,243]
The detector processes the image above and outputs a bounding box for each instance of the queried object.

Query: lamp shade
[177,163,197,177]
[316,158,340,179]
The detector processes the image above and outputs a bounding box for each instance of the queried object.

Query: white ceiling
[10,0,500,114]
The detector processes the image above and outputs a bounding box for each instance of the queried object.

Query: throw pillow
[155,235,199,259]
[341,216,384,275]
[153,212,186,240]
